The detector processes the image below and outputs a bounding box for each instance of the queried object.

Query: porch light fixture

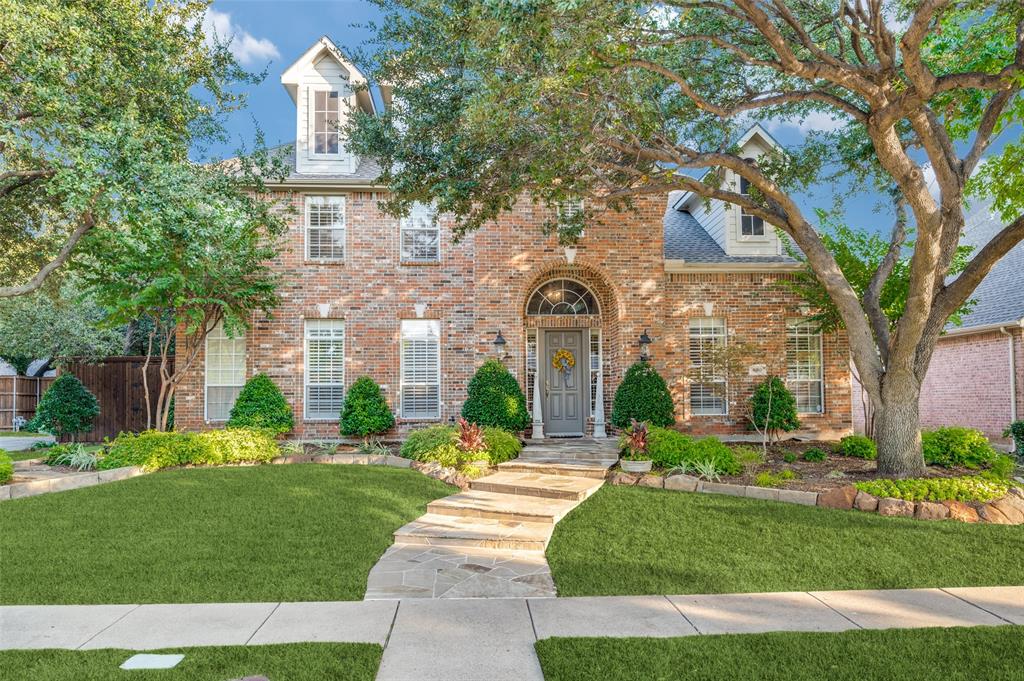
[493,330,508,360]
[638,329,653,361]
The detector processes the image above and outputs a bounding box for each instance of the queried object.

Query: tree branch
[863,197,907,366]
[0,210,96,298]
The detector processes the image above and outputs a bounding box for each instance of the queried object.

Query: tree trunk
[873,374,926,477]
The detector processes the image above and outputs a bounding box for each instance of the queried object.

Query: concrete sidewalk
[1,586,1020,680]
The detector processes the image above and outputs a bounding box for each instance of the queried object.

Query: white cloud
[764,110,848,135]
[203,9,280,66]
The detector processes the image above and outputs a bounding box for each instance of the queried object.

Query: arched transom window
[526,279,599,316]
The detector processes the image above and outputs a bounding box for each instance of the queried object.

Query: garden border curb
[0,466,146,502]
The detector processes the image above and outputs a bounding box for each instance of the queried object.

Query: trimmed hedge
[340,376,395,440]
[461,360,530,432]
[99,429,279,472]
[855,475,1009,503]
[32,374,99,439]
[400,424,522,467]
[610,362,674,428]
[624,425,740,475]
[838,435,877,460]
[227,374,294,435]
[0,449,12,485]
[922,427,998,469]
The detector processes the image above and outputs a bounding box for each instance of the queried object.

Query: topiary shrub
[921,427,998,469]
[227,374,294,435]
[838,434,877,460]
[340,376,395,442]
[610,362,675,428]
[749,376,799,441]
[461,360,530,432]
[0,449,12,484]
[33,374,99,441]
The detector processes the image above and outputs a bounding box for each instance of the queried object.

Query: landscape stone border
[608,471,1024,525]
[0,466,145,502]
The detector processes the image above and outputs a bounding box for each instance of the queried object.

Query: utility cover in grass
[120,653,184,669]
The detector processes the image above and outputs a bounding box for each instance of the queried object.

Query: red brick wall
[174,190,853,439]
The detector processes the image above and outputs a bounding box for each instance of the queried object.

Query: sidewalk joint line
[526,599,539,641]
[76,604,142,650]
[663,595,701,635]
[806,592,863,629]
[939,588,1015,625]
[383,600,401,649]
[245,602,281,645]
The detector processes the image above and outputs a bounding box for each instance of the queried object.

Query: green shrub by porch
[461,359,530,432]
[400,423,521,466]
[748,376,799,438]
[610,362,674,428]
[227,373,294,435]
[340,377,395,440]
[32,373,99,440]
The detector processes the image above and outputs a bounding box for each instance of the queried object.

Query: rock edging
[0,466,146,501]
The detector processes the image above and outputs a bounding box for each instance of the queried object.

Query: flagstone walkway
[2,587,1020,681]
[364,439,618,599]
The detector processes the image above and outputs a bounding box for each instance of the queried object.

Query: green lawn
[0,464,452,603]
[0,431,44,437]
[535,626,1024,681]
[546,485,1024,596]
[4,448,49,461]
[0,643,381,681]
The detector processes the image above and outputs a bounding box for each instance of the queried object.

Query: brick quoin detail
[175,191,853,439]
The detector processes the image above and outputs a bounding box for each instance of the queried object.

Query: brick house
[174,37,853,440]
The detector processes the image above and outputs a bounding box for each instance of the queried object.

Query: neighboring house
[173,37,853,439]
[853,197,1024,445]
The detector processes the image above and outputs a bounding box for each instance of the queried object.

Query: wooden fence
[58,357,173,442]
[0,376,55,431]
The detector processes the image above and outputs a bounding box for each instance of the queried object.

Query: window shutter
[205,322,246,421]
[401,320,441,419]
[305,320,345,419]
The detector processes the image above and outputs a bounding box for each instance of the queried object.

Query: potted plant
[457,417,490,467]
[619,419,653,473]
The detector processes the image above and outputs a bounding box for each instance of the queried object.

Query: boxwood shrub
[99,428,279,471]
[838,435,877,460]
[226,374,294,435]
[0,449,12,485]
[855,475,1009,503]
[32,374,99,440]
[461,360,530,432]
[921,427,998,469]
[340,376,395,441]
[399,424,521,466]
[610,362,675,428]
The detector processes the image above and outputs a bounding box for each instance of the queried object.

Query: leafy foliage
[461,360,530,432]
[839,435,878,460]
[44,443,98,471]
[400,424,521,466]
[481,426,522,464]
[33,374,99,439]
[754,470,798,488]
[610,362,674,428]
[620,419,650,461]
[855,476,1009,503]
[99,429,279,472]
[627,424,741,475]
[921,427,999,470]
[340,377,395,440]
[803,447,828,463]
[227,374,294,435]
[749,377,799,440]
[1003,420,1024,457]
[0,449,12,484]
[456,417,487,455]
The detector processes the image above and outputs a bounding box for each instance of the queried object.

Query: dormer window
[739,176,765,237]
[313,90,341,155]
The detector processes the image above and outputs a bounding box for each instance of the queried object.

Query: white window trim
[304,319,346,421]
[305,195,346,262]
[525,328,538,413]
[738,175,767,240]
[204,322,246,423]
[557,199,586,238]
[400,319,442,420]
[400,203,441,263]
[689,317,729,416]
[309,88,343,159]
[786,320,825,415]
[589,328,601,415]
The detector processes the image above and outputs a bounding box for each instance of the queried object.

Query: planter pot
[621,459,653,473]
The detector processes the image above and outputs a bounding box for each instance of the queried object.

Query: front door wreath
[552,348,575,374]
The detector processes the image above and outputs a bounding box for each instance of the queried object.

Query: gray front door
[544,330,586,436]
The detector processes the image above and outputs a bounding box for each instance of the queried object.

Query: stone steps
[497,460,613,479]
[520,449,619,462]
[471,471,605,501]
[392,513,553,551]
[427,490,579,524]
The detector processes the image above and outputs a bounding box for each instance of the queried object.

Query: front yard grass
[546,485,1024,597]
[0,464,452,604]
[0,643,381,681]
[535,626,1024,681]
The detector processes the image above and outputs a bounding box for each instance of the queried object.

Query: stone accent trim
[0,466,145,501]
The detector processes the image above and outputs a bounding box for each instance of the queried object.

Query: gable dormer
[281,37,376,175]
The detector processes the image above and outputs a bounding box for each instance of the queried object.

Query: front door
[544,330,586,436]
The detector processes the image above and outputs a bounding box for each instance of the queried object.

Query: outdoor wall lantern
[493,330,508,360]
[638,329,653,361]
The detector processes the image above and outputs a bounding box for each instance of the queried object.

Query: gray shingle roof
[950,196,1024,329]
[663,207,797,265]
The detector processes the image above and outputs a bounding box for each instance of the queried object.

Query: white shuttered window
[689,317,728,415]
[306,196,346,261]
[787,320,824,413]
[205,323,246,421]
[401,320,441,419]
[305,320,345,420]
[400,203,440,263]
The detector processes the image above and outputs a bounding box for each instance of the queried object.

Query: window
[526,279,598,316]
[401,320,441,419]
[526,328,537,413]
[305,320,345,420]
[205,322,245,421]
[739,176,765,237]
[787,320,824,413]
[557,199,585,238]
[401,203,440,263]
[306,196,345,261]
[689,317,727,415]
[312,90,341,155]
[590,329,601,414]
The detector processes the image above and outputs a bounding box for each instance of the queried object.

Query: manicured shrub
[921,427,998,469]
[482,426,522,464]
[610,362,674,428]
[461,360,530,432]
[634,424,740,474]
[0,449,12,485]
[32,374,99,440]
[340,376,395,441]
[803,447,828,462]
[855,475,1009,503]
[99,428,278,471]
[399,423,521,466]
[1005,420,1024,456]
[749,376,799,439]
[838,435,877,460]
[227,374,294,435]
